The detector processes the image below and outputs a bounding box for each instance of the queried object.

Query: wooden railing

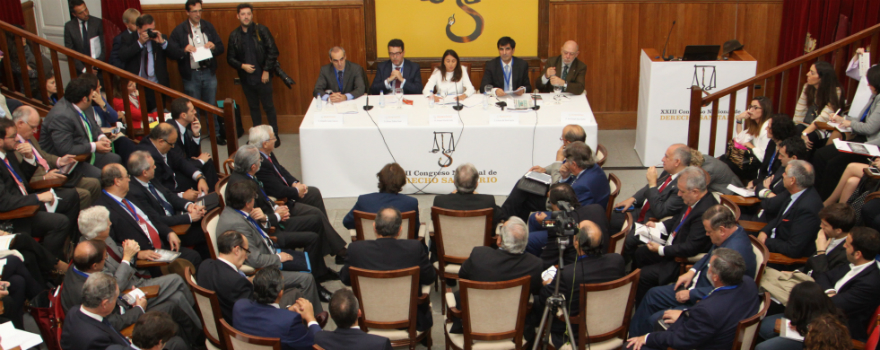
[0,21,239,172]
[688,22,880,156]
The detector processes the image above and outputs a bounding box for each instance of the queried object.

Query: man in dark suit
[613,143,690,231]
[629,166,717,303]
[481,36,531,96]
[434,162,504,226]
[627,249,761,350]
[0,256,43,329]
[315,289,393,350]
[752,137,807,221]
[118,14,181,112]
[233,268,323,350]
[94,163,202,268]
[161,98,219,193]
[196,231,254,323]
[63,0,103,75]
[630,205,757,337]
[369,39,423,95]
[40,78,121,179]
[0,118,79,261]
[126,150,209,259]
[535,40,586,95]
[340,207,435,331]
[109,8,140,70]
[534,220,625,347]
[107,311,182,350]
[342,162,419,231]
[137,123,212,197]
[314,46,366,102]
[757,160,823,260]
[694,149,744,195]
[60,273,135,350]
[526,125,586,184]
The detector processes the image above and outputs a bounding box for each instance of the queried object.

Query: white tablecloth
[299,93,598,198]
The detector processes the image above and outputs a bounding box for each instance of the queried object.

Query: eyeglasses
[160,139,175,148]
[388,51,403,57]
[238,245,250,254]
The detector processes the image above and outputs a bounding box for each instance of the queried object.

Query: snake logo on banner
[425,0,485,43]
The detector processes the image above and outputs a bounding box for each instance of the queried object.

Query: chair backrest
[718,194,742,220]
[748,235,769,286]
[607,212,631,255]
[431,207,494,265]
[185,267,226,349]
[606,173,621,220]
[459,276,531,348]
[349,266,419,336]
[216,176,230,209]
[577,269,640,348]
[219,318,281,350]
[596,144,609,167]
[430,61,472,74]
[865,305,880,350]
[353,210,417,241]
[202,207,223,260]
[732,292,771,350]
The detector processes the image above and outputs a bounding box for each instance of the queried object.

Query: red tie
[394,66,402,89]
[124,199,162,249]
[24,140,50,172]
[3,157,28,195]
[669,207,691,244]
[638,176,672,222]
[265,156,288,186]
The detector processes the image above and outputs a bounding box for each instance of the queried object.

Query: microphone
[452,82,464,111]
[661,20,677,61]
[363,94,374,111]
[531,89,540,110]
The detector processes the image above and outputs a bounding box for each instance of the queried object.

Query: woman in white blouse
[422,49,475,101]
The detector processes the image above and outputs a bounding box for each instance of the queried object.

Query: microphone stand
[531,89,541,110]
[661,20,677,61]
[363,94,374,111]
[453,82,464,111]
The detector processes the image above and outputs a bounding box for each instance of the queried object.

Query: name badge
[314,114,344,126]
[378,115,408,126]
[490,114,520,126]
[560,112,590,124]
[430,114,459,126]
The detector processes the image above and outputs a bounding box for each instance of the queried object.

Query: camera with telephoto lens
[274,64,295,89]
[146,29,158,39]
[541,201,578,238]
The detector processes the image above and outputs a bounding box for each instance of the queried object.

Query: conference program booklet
[634,223,667,245]
[833,139,880,157]
[153,249,182,263]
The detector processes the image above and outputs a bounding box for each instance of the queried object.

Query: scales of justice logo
[423,0,485,43]
[432,132,456,167]
[692,65,717,92]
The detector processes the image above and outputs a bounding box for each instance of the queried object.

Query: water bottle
[315,95,322,111]
[428,90,435,108]
[379,90,385,108]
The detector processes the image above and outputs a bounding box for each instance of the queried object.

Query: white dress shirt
[422,68,475,97]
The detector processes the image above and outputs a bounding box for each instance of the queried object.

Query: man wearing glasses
[369,39,423,95]
[535,40,586,95]
[137,123,210,200]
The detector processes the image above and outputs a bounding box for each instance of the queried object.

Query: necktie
[336,70,343,92]
[101,318,131,345]
[669,207,691,244]
[637,176,672,222]
[246,215,275,251]
[394,66,402,89]
[81,21,91,57]
[124,199,162,249]
[561,65,569,80]
[148,183,175,216]
[503,64,511,91]
[3,158,28,195]
[22,140,50,171]
[265,156,288,186]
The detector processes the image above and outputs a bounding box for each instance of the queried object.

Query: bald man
[535,40,586,95]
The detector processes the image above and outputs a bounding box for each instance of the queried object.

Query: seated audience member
[218,181,330,304]
[757,160,823,260]
[626,248,760,350]
[630,205,756,336]
[196,231,254,323]
[803,314,852,350]
[627,166,717,302]
[0,117,80,261]
[526,124,586,184]
[46,74,58,105]
[527,183,609,268]
[370,39,423,95]
[342,162,419,231]
[863,197,880,234]
[761,204,855,305]
[126,151,209,258]
[796,61,843,153]
[749,114,799,193]
[502,141,609,222]
[0,256,42,329]
[314,289,393,350]
[162,98,219,191]
[534,220,625,347]
[612,143,690,229]
[40,77,121,179]
[340,207,435,332]
[112,79,156,129]
[233,268,322,350]
[94,163,202,268]
[721,96,772,182]
[480,36,531,97]
[450,216,543,333]
[422,49,475,100]
[688,148,743,195]
[78,206,201,331]
[137,123,212,197]
[0,229,66,287]
[228,145,342,267]
[79,73,119,128]
[757,281,847,350]
[251,125,345,261]
[754,137,808,220]
[433,162,504,226]
[60,273,135,350]
[824,158,880,206]
[106,311,182,350]
[535,40,586,95]
[13,105,101,208]
[314,46,366,102]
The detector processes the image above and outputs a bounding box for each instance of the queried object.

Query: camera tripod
[532,236,577,350]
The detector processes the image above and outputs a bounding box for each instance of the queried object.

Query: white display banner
[300,94,598,198]
[635,50,757,166]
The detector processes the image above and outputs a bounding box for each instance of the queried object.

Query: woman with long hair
[723,96,773,181]
[422,49,475,101]
[796,61,843,150]
[756,281,846,350]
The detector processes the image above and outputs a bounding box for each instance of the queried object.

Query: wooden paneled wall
[22,1,37,35]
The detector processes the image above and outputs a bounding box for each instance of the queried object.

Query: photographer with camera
[118,14,182,113]
[169,0,227,146]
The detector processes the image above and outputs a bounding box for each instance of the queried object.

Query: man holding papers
[63,0,104,75]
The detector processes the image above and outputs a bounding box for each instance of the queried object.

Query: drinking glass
[324,89,332,105]
[394,87,403,109]
[553,85,563,104]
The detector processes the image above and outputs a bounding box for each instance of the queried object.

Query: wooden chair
[348,210,424,242]
[445,276,532,350]
[749,235,770,287]
[605,173,621,221]
[216,176,230,209]
[556,269,640,350]
[431,207,495,314]
[219,318,281,350]
[185,266,226,350]
[201,207,256,275]
[223,151,236,176]
[607,212,631,255]
[718,194,742,220]
[349,266,431,349]
[731,292,771,350]
[721,194,761,208]
[596,144,609,167]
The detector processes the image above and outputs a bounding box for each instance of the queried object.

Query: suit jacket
[755,141,780,184]
[631,171,684,222]
[0,151,40,212]
[101,236,151,290]
[217,206,280,269]
[480,56,531,93]
[314,327,392,350]
[313,61,366,99]
[95,191,171,251]
[168,19,225,81]
[433,192,504,227]
[658,194,717,258]
[542,204,612,268]
[342,192,419,230]
[197,259,254,324]
[702,154,743,195]
[645,277,760,350]
[369,59,423,95]
[755,160,785,196]
[534,55,586,94]
[59,267,144,331]
[137,139,199,193]
[814,262,880,341]
[760,188,823,258]
[13,135,77,184]
[118,33,181,87]
[126,175,193,228]
[164,120,202,159]
[227,172,281,228]
[109,31,136,70]
[688,227,757,299]
[256,151,302,202]
[60,307,132,350]
[460,246,544,295]
[562,165,610,209]
[798,240,848,276]
[40,98,102,157]
[63,16,104,73]
[233,299,321,350]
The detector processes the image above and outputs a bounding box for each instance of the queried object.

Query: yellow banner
[375,0,538,58]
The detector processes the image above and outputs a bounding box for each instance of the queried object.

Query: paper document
[635,223,667,245]
[834,139,880,157]
[44,188,59,213]
[525,171,552,185]
[89,36,101,59]
[120,288,146,306]
[192,46,213,62]
[727,184,755,197]
[827,121,852,133]
[0,234,15,250]
[0,321,44,350]
[334,101,359,114]
[779,318,804,341]
[541,265,557,281]
[153,249,182,262]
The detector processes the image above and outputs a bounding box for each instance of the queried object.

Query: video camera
[541,201,578,238]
